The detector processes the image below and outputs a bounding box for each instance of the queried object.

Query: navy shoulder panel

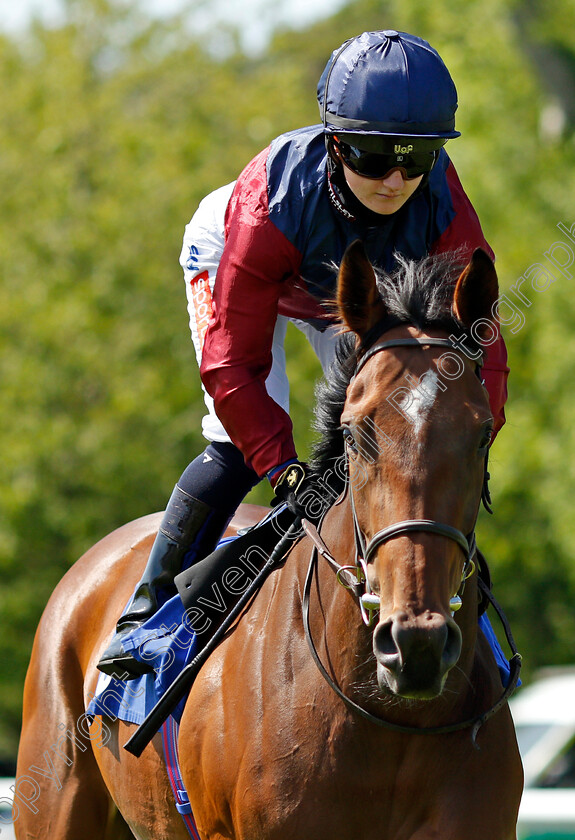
[264,130,457,301]
[266,125,329,250]
[427,148,456,236]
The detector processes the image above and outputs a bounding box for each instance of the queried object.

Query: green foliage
[1,0,575,760]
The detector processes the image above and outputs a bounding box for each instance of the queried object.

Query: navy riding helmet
[317,30,460,155]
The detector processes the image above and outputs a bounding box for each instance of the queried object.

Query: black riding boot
[97,485,230,680]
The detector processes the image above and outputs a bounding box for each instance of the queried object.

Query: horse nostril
[373,611,463,688]
[442,616,462,670]
[373,616,401,671]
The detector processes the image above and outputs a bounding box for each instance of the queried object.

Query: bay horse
[15,242,523,840]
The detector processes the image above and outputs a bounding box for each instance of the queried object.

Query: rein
[302,525,521,745]
[301,333,522,745]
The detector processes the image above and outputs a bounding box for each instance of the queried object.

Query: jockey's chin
[343,167,423,215]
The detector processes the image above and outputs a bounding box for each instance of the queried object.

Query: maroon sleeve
[432,162,509,436]
[482,340,509,436]
[199,150,302,477]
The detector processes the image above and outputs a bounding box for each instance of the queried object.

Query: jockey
[98,30,509,679]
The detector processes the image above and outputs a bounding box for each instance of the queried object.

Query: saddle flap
[175,505,298,613]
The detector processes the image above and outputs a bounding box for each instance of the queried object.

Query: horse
[15,241,523,840]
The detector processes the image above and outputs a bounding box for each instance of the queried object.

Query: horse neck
[297,496,378,694]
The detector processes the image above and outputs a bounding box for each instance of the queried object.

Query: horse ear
[337,240,386,336]
[453,248,499,333]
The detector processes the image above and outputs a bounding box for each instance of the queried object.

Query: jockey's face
[342,164,423,215]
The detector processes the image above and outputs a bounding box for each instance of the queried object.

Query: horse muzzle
[373,609,462,699]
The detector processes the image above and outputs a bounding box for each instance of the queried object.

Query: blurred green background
[1,0,575,764]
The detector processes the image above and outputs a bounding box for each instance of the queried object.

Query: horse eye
[342,427,358,453]
[479,426,493,452]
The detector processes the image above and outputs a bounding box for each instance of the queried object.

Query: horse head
[336,241,499,700]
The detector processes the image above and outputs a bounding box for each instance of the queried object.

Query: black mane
[310,250,480,474]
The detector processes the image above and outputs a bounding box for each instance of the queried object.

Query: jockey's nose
[381,169,406,188]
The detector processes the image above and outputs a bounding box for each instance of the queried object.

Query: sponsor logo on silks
[189,270,214,349]
[186,244,200,271]
[394,144,413,154]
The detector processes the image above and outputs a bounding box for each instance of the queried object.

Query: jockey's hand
[269,461,317,519]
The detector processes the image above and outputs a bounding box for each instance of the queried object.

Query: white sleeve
[180,181,236,359]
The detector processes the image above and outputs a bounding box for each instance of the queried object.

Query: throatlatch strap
[161,716,201,839]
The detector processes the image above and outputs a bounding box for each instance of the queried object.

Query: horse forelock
[310,250,483,475]
[375,249,466,331]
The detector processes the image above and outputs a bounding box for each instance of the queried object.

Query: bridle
[350,334,482,622]
[301,333,522,744]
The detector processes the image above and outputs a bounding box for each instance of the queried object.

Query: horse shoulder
[470,629,524,794]
[177,515,366,839]
[425,632,523,835]
[178,537,319,836]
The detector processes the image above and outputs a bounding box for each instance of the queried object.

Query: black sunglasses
[335,140,439,180]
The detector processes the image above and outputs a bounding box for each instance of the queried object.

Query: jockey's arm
[200,153,303,479]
